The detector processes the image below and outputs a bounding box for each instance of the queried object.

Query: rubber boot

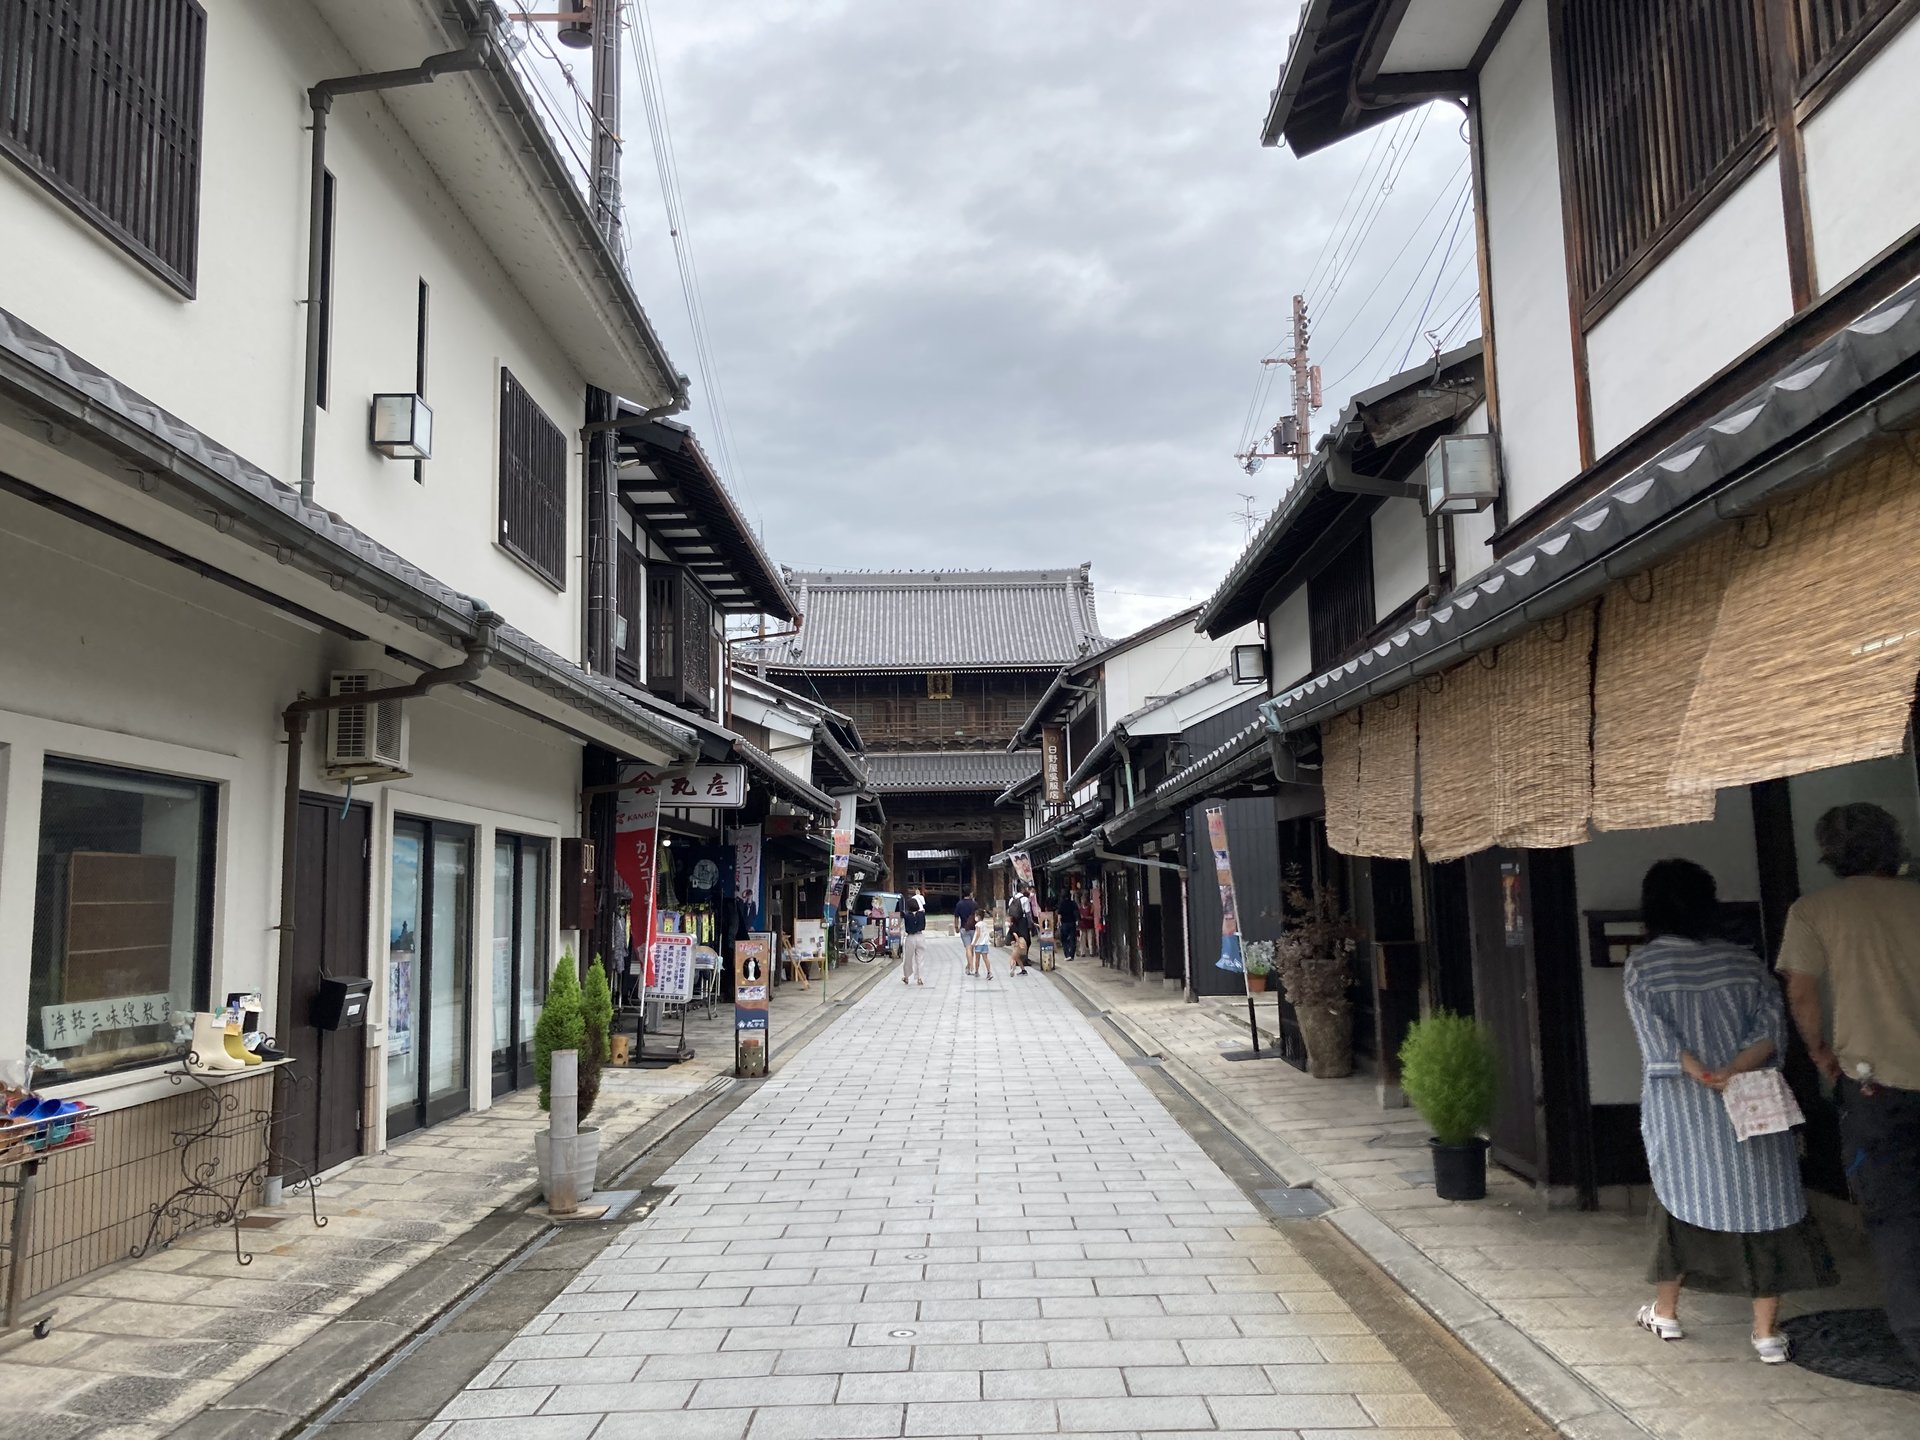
[189,1013,247,1072]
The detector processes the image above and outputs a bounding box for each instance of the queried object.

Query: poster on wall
[734,938,770,1077]
[388,946,414,1056]
[1205,806,1246,980]
[732,825,764,932]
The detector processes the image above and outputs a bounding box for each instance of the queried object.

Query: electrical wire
[1320,183,1475,396]
[1397,187,1474,371]
[1309,156,1468,368]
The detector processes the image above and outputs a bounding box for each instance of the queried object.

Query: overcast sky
[550,3,1477,636]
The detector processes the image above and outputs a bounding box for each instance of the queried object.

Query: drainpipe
[270,604,504,1184]
[300,35,495,503]
[1415,509,1446,617]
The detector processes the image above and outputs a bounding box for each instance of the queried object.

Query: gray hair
[1815,802,1907,878]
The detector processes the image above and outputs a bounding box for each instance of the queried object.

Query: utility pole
[1237,293,1323,479]
[588,0,622,251]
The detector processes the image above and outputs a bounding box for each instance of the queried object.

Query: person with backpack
[1009,884,1036,975]
[897,888,929,986]
[956,890,980,975]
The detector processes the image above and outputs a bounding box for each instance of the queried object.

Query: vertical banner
[825,795,857,923]
[1205,806,1247,983]
[732,824,765,933]
[734,938,770,1077]
[1041,726,1067,807]
[614,766,669,989]
[1012,851,1036,889]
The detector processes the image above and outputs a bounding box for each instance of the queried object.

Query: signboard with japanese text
[644,932,696,1003]
[734,938,770,1077]
[731,824,764,931]
[617,763,748,808]
[40,992,172,1049]
[1042,726,1067,806]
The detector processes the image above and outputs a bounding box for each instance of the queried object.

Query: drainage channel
[1061,982,1558,1440]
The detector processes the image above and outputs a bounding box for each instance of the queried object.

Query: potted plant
[532,952,594,1202]
[1272,867,1361,1078]
[1243,940,1274,994]
[1399,1010,1499,1201]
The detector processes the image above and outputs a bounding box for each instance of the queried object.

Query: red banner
[615,773,668,984]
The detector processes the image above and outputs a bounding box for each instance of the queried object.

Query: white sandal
[1636,1304,1684,1341]
[1752,1332,1791,1364]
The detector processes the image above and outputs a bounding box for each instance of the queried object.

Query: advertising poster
[1012,851,1035,888]
[1205,805,1247,981]
[734,938,770,1077]
[644,932,696,1003]
[732,824,764,932]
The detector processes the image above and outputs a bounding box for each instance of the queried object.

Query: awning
[1263,275,1920,739]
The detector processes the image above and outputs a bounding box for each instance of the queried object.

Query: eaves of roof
[994,769,1044,807]
[1104,722,1278,843]
[1261,0,1426,156]
[1005,603,1208,750]
[1264,275,1920,737]
[0,306,699,763]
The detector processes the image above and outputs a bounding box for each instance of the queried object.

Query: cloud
[612,2,1471,634]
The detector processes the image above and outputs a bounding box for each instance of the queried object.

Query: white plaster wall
[1478,0,1587,521]
[1585,160,1793,456]
[1103,624,1251,722]
[0,488,574,1133]
[1371,498,1430,619]
[0,0,589,661]
[1571,790,1762,1106]
[1803,15,1920,293]
[1266,586,1313,691]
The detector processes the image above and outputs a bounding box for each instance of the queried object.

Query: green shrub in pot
[533,952,583,1112]
[1398,1010,1499,1200]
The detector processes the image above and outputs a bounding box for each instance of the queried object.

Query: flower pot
[1297,1004,1353,1079]
[534,1124,601,1202]
[1246,973,1268,993]
[1429,1136,1489,1202]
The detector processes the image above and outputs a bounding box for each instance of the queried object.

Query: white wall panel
[1585,159,1792,456]
[1266,586,1313,691]
[1371,498,1430,619]
[1479,0,1587,520]
[1803,16,1920,292]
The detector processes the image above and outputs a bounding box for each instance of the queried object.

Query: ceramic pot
[1246,973,1268,993]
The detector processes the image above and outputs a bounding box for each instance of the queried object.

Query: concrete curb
[174,955,899,1440]
[1048,963,1654,1440]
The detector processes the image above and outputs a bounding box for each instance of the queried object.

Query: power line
[1321,183,1475,396]
[1310,156,1468,369]
[1398,188,1474,371]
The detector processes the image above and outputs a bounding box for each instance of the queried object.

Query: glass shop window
[28,759,216,1081]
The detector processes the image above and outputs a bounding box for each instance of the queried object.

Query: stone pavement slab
[1054,960,1920,1440]
[432,937,1549,1437]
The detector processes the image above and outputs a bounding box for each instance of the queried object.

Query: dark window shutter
[616,534,642,683]
[0,0,208,294]
[679,568,714,707]
[646,566,679,690]
[1308,531,1376,675]
[497,368,567,587]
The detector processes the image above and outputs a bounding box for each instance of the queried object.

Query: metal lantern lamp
[1230,643,1267,685]
[1422,433,1500,515]
[370,393,434,460]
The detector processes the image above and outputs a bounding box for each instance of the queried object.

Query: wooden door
[283,797,370,1177]
[1467,849,1543,1180]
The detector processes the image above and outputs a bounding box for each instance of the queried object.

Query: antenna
[1234,493,1262,539]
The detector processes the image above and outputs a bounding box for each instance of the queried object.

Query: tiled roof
[863,751,1040,794]
[754,568,1106,671]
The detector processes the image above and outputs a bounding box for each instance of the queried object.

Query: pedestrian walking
[956,889,979,976]
[897,887,929,986]
[1009,885,1036,975]
[1057,885,1081,962]
[1778,801,1920,1365]
[1625,858,1835,1363]
[972,921,994,980]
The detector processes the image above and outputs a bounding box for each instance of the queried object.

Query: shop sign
[734,938,770,1077]
[1042,726,1067,806]
[1205,805,1247,980]
[39,992,172,1048]
[644,933,696,1003]
[619,763,748,808]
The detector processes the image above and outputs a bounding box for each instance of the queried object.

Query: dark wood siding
[0,0,207,294]
[615,533,642,684]
[1307,532,1375,674]
[807,672,1057,750]
[497,368,568,587]
[1792,0,1911,89]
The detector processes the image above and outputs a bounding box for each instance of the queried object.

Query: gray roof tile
[756,568,1106,671]
[863,750,1040,794]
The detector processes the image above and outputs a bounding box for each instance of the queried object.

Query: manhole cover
[1782,1309,1920,1391]
[1254,1186,1331,1219]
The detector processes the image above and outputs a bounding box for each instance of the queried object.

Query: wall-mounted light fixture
[1422,433,1500,515]
[370,393,433,460]
[1230,643,1267,685]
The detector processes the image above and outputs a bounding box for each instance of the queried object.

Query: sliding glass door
[491,833,551,1097]
[387,817,474,1138]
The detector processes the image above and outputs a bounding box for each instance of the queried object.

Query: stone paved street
[425,937,1525,1438]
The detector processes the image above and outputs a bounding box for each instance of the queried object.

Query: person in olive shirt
[1778,802,1920,1365]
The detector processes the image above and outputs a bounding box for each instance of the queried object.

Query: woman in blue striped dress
[1625,859,1835,1363]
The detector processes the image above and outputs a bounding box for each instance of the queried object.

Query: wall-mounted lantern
[1230,643,1268,685]
[1422,433,1500,515]
[370,393,433,460]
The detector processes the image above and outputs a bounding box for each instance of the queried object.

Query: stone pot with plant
[1243,940,1273,994]
[1273,867,1361,1078]
[533,952,610,1202]
[1398,1010,1499,1201]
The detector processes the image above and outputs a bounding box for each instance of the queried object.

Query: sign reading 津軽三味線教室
[39,992,172,1049]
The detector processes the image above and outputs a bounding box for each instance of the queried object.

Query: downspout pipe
[272,604,504,1173]
[300,36,495,502]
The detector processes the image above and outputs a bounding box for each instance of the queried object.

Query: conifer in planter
[532,952,601,1201]
[1273,868,1361,1078]
[1398,1011,1499,1201]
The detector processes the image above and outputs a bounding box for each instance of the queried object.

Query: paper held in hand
[1721,1070,1805,1142]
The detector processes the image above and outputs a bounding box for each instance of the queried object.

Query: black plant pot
[1429,1137,1489,1201]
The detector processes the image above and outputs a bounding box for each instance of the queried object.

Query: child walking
[972,923,993,980]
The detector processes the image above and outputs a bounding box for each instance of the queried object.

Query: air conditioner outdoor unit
[325,670,412,783]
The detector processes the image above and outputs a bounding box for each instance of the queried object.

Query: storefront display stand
[1,1132,97,1340]
[615,1004,695,1067]
[130,1059,325,1268]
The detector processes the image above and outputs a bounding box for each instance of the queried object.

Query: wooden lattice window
[0,0,207,294]
[497,367,567,587]
[1791,0,1912,93]
[1557,0,1772,314]
[679,569,714,705]
[1308,532,1376,675]
[615,533,642,684]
